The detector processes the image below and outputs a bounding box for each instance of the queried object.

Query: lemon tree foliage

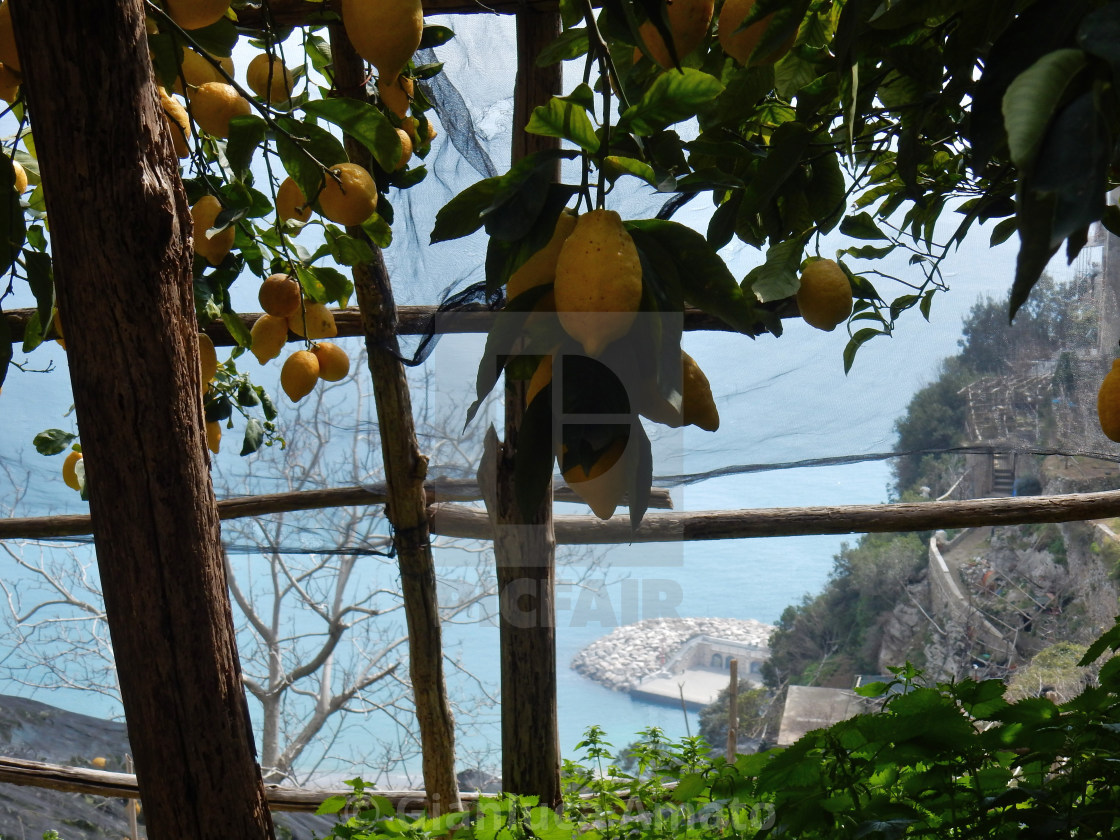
[3,0,1118,513]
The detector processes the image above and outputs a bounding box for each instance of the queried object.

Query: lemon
[164,0,230,31]
[276,176,312,224]
[51,308,65,349]
[0,3,20,72]
[312,341,351,381]
[554,209,643,356]
[1098,360,1120,442]
[634,0,714,69]
[198,332,219,390]
[796,258,853,332]
[341,0,424,81]
[562,438,628,520]
[378,74,414,118]
[90,757,107,769]
[250,314,290,364]
[62,451,83,492]
[247,53,294,103]
[258,273,302,318]
[718,0,795,65]
[287,302,338,339]
[10,157,25,193]
[205,420,222,454]
[0,61,19,103]
[281,350,320,402]
[394,128,413,171]
[317,162,378,227]
[190,82,251,138]
[159,88,191,158]
[681,352,719,431]
[190,194,235,265]
[173,48,232,96]
[508,209,577,302]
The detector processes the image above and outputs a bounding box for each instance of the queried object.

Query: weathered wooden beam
[429,488,1120,543]
[0,756,479,813]
[0,482,672,542]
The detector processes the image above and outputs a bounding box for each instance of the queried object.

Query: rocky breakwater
[571,617,774,691]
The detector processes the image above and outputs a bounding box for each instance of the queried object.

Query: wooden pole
[725,660,739,762]
[484,5,564,806]
[328,27,461,814]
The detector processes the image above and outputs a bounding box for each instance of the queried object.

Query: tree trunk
[490,7,563,807]
[9,3,273,838]
[328,26,462,814]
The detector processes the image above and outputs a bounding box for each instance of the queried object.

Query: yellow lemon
[0,3,20,73]
[205,420,222,454]
[0,61,19,103]
[276,176,312,224]
[1098,360,1120,442]
[317,162,378,227]
[508,209,577,302]
[190,82,251,138]
[554,209,643,356]
[394,128,413,171]
[281,350,320,402]
[719,0,796,65]
[173,48,232,96]
[378,74,414,118]
[250,314,290,364]
[91,757,107,769]
[258,273,302,318]
[634,0,714,68]
[562,438,628,520]
[526,355,553,406]
[190,194,235,265]
[287,302,338,340]
[681,352,719,431]
[164,0,230,31]
[159,88,191,158]
[247,53,294,103]
[796,258,853,332]
[10,158,25,193]
[198,332,219,390]
[62,451,83,492]
[312,341,351,381]
[341,0,424,81]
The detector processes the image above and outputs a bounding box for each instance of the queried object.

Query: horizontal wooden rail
[0,756,478,812]
[5,305,776,347]
[0,479,671,541]
[429,487,1120,544]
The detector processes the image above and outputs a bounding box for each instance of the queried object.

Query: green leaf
[225,114,267,180]
[240,417,264,456]
[305,33,333,74]
[221,310,252,349]
[627,423,653,531]
[0,154,25,278]
[671,773,708,802]
[147,32,181,88]
[24,251,54,337]
[526,96,600,153]
[627,219,760,333]
[297,265,353,306]
[21,310,42,353]
[843,327,884,374]
[302,98,400,174]
[1002,48,1086,168]
[360,213,393,249]
[325,228,375,267]
[0,310,9,391]
[184,17,238,57]
[537,27,589,66]
[740,121,811,221]
[989,216,1017,247]
[430,177,501,244]
[743,234,808,302]
[618,68,724,135]
[482,149,577,241]
[274,115,349,209]
[316,795,348,816]
[603,155,658,186]
[840,212,889,241]
[419,24,455,49]
[33,429,77,456]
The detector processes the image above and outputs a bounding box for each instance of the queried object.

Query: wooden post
[328,26,462,814]
[9,3,275,837]
[725,660,739,762]
[488,6,563,806]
